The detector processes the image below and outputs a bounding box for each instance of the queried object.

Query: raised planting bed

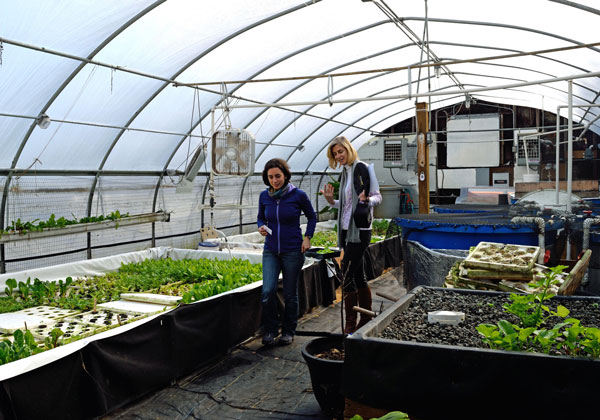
[0,257,263,366]
[344,286,600,420]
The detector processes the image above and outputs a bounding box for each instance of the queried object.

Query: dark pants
[340,229,371,292]
[261,249,304,336]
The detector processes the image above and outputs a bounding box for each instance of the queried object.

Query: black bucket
[301,335,345,419]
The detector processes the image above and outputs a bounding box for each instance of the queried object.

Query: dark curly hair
[262,158,291,187]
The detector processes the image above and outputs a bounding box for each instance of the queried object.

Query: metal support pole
[567,81,573,213]
[556,105,560,205]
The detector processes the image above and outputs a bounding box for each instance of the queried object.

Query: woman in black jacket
[320,136,382,334]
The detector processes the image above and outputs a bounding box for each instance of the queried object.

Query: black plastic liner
[403,240,467,290]
[343,286,600,420]
[0,237,403,420]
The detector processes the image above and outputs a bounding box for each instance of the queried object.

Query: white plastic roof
[1,0,599,175]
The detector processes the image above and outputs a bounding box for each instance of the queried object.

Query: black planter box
[343,286,600,420]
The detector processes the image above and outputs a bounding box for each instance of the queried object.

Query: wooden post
[416,102,430,214]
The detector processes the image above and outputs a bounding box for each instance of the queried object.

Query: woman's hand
[258,226,268,236]
[358,189,369,203]
[301,237,311,253]
[319,183,335,205]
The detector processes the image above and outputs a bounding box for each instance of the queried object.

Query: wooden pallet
[558,249,592,296]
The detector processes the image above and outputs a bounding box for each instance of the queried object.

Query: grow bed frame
[344,286,600,420]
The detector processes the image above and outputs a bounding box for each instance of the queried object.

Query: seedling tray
[0,312,48,334]
[463,242,539,273]
[305,247,341,260]
[17,306,80,321]
[65,309,145,328]
[30,319,102,340]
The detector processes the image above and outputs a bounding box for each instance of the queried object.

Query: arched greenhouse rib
[0,1,599,419]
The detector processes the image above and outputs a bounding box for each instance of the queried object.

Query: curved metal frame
[1,2,600,269]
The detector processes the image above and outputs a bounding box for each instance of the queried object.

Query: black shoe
[278,334,293,346]
[262,332,276,345]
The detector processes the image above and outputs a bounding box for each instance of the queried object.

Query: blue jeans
[261,249,305,336]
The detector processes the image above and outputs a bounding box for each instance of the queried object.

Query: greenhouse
[0,0,599,419]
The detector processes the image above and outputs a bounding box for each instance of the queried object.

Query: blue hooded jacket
[257,184,317,254]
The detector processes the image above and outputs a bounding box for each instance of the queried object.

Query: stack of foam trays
[445,241,565,294]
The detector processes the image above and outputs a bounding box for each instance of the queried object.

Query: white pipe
[556,106,560,205]
[582,217,600,251]
[567,81,573,213]
[522,135,531,175]
[511,217,546,264]
[554,103,600,205]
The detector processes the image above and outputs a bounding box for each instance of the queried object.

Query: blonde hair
[326,136,358,169]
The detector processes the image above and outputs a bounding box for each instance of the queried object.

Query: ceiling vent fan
[211,128,255,177]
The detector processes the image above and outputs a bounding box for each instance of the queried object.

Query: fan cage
[211,129,255,177]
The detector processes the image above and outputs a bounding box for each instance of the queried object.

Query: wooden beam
[416,102,430,214]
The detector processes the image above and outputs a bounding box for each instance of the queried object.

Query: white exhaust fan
[176,144,207,193]
[211,128,254,177]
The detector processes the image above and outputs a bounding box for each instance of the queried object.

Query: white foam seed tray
[0,312,48,334]
[464,242,540,273]
[30,319,101,340]
[16,306,80,321]
[65,309,144,328]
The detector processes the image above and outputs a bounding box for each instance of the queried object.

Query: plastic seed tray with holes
[463,242,540,273]
[65,309,143,328]
[0,312,48,334]
[31,319,101,340]
[16,306,80,321]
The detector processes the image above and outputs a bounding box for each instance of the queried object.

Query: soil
[380,288,600,356]
[315,347,344,361]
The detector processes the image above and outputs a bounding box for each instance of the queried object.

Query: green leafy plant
[371,219,390,237]
[311,230,338,248]
[477,265,600,358]
[0,329,42,365]
[44,328,64,350]
[4,278,17,297]
[0,211,130,237]
[503,265,567,328]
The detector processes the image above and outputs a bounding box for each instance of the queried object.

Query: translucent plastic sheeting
[0,0,599,176]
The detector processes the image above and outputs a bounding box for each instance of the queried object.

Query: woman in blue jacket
[257,158,317,346]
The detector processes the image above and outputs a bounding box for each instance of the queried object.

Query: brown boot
[356,287,373,330]
[343,291,358,334]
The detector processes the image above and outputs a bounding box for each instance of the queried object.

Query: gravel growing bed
[380,288,600,355]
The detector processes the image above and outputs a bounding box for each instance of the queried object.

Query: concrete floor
[101,267,405,420]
